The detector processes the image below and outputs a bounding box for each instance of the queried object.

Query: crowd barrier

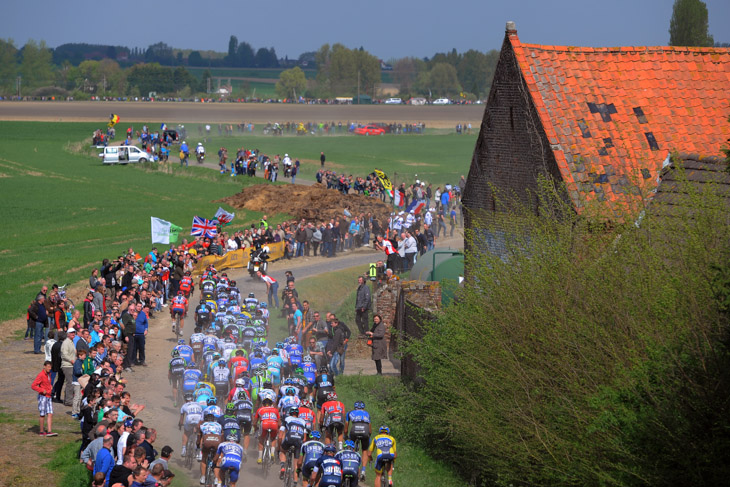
[192,241,286,274]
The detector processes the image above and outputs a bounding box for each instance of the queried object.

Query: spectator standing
[121,304,137,371]
[93,435,116,485]
[134,304,149,366]
[31,360,58,436]
[355,277,371,336]
[365,314,388,375]
[320,151,326,167]
[327,318,345,376]
[60,328,77,406]
[29,294,48,354]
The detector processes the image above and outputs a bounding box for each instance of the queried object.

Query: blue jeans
[338,342,348,375]
[296,242,304,257]
[329,351,341,376]
[268,281,279,308]
[33,321,45,353]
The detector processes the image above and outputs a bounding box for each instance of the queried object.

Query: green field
[0,121,269,322]
[181,124,477,186]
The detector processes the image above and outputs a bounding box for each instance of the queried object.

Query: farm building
[463,22,730,255]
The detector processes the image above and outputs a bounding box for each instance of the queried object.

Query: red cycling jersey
[255,406,280,432]
[320,401,345,419]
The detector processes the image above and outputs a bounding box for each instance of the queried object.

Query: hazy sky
[2,0,728,60]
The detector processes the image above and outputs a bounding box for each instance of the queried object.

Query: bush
[406,171,730,486]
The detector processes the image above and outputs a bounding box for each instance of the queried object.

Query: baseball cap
[123,418,134,428]
[67,327,77,333]
[161,445,174,456]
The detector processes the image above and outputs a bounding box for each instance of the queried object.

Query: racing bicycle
[283,444,297,487]
[172,310,183,341]
[380,459,393,487]
[184,433,196,469]
[261,432,274,479]
[203,450,216,487]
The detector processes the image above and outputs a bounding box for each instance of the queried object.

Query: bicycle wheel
[175,315,181,340]
[285,452,293,487]
[262,440,271,478]
[205,456,215,486]
[65,297,75,309]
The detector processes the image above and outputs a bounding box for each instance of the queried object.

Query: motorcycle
[247,245,270,277]
[196,151,205,163]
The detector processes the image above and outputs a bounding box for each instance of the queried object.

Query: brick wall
[463,29,568,260]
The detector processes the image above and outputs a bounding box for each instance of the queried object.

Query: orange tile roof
[508,30,730,218]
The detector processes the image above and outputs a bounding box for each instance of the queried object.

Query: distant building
[463,22,730,256]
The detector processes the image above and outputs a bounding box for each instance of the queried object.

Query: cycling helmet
[248,292,255,299]
[324,445,336,454]
[200,298,206,304]
[236,391,248,401]
[224,336,233,343]
[286,387,295,396]
[259,302,267,308]
[294,367,304,375]
[302,355,313,363]
[171,349,180,358]
[235,378,244,387]
[289,407,299,416]
[204,412,215,420]
[218,359,226,367]
[187,361,197,368]
[198,142,202,146]
[284,377,293,386]
[184,392,194,401]
[354,401,365,410]
[226,431,240,442]
[310,430,321,440]
[379,425,390,434]
[262,397,273,406]
[271,349,279,356]
[207,397,217,406]
[178,339,186,345]
[230,280,236,287]
[301,399,312,409]
[177,290,183,295]
[206,325,217,334]
[326,392,338,401]
[319,366,329,374]
[345,440,356,450]
[212,352,222,360]
[226,402,236,412]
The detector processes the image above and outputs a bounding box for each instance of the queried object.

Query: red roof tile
[508,30,730,218]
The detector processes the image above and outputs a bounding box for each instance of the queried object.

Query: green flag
[169,223,182,243]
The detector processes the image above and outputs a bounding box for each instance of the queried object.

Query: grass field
[180,124,477,186]
[0,121,269,323]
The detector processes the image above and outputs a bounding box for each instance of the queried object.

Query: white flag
[151,217,172,244]
[214,207,235,225]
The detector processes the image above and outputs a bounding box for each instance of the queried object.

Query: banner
[151,217,181,244]
[373,169,393,193]
[215,207,235,225]
[192,242,286,275]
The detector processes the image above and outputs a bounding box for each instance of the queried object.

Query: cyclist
[195,298,212,332]
[205,352,223,380]
[278,386,302,419]
[249,348,266,371]
[232,390,254,453]
[220,336,238,361]
[320,392,346,449]
[211,359,230,402]
[301,355,318,394]
[194,382,215,406]
[197,410,222,485]
[220,403,242,446]
[291,367,308,401]
[180,140,190,167]
[214,431,244,487]
[299,399,317,434]
[345,401,371,479]
[190,330,206,363]
[336,440,362,487]
[368,426,396,487]
[277,406,307,482]
[250,365,268,405]
[203,397,223,421]
[286,338,304,376]
[174,338,195,364]
[178,393,204,458]
[253,397,280,465]
[257,380,277,409]
[299,430,325,485]
[168,349,187,407]
[227,377,249,403]
[314,366,336,410]
[182,361,203,398]
[180,271,195,298]
[170,291,189,334]
[309,444,342,487]
[266,349,284,391]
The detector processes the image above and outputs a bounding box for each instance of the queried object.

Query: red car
[353,125,385,136]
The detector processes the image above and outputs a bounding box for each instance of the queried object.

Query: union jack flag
[191,216,218,238]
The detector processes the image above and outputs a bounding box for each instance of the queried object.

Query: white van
[432,98,451,105]
[384,97,402,105]
[99,146,151,164]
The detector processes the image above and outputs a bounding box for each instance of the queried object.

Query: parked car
[99,145,151,164]
[384,97,402,105]
[432,98,451,105]
[353,125,386,136]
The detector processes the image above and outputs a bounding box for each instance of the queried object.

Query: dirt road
[0,101,485,129]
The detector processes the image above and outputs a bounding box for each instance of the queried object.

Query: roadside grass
[169,126,477,186]
[0,121,267,323]
[48,440,92,487]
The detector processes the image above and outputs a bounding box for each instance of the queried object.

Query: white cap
[285,153,288,157]
[67,327,77,333]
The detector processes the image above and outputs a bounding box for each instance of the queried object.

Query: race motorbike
[247,245,270,277]
[196,151,205,163]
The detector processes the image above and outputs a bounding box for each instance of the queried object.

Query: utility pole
[16,76,21,98]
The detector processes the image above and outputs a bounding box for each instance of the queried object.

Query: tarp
[192,241,286,275]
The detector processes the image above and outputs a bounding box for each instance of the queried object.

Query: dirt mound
[219,183,393,223]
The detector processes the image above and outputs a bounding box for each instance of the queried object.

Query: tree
[457,49,498,99]
[236,42,255,68]
[314,43,380,97]
[19,39,54,91]
[255,47,278,68]
[428,62,461,97]
[393,57,425,94]
[188,51,204,67]
[275,66,307,99]
[0,39,18,95]
[225,35,238,66]
[669,0,714,47]
[144,42,174,65]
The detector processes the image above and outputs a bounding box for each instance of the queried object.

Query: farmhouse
[463,22,730,254]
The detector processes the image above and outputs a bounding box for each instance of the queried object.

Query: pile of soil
[218,183,393,223]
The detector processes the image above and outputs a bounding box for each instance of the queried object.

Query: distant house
[463,22,730,255]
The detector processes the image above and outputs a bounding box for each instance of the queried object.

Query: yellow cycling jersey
[368,433,397,457]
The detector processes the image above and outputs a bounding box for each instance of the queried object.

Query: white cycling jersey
[181,401,204,425]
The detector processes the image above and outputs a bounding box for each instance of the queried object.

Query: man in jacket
[326,315,350,376]
[354,277,372,336]
[29,295,48,354]
[121,303,137,371]
[60,328,78,406]
[134,304,149,366]
[31,361,58,436]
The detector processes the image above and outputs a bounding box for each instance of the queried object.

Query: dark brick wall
[464,30,566,258]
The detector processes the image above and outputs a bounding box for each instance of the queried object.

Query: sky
[1,0,728,61]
